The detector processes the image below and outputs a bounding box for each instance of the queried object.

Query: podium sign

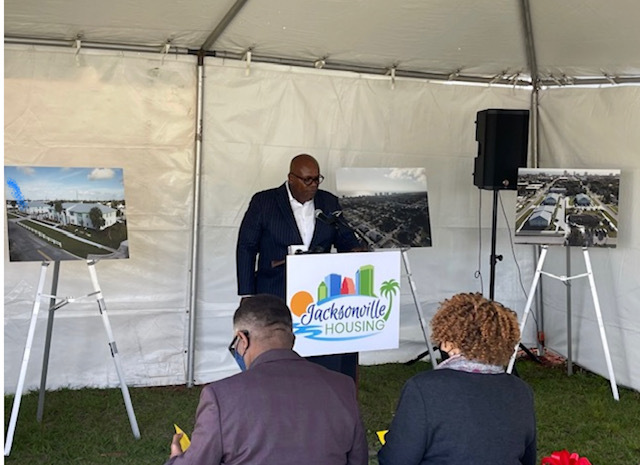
[286,250,401,357]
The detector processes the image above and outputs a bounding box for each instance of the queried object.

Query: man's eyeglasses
[228,330,250,357]
[290,173,325,186]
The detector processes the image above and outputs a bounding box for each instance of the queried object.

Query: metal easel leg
[507,246,548,374]
[86,260,141,438]
[402,249,437,369]
[37,260,61,422]
[5,262,50,456]
[566,246,573,376]
[582,249,619,401]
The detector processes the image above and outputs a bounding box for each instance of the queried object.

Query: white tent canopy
[4,0,640,395]
[5,0,640,85]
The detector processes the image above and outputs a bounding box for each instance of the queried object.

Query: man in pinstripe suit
[236,153,365,381]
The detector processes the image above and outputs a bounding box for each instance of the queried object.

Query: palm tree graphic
[380,279,400,321]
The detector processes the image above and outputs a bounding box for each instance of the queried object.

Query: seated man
[165,294,368,465]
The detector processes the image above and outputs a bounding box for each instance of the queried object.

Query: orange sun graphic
[290,291,314,317]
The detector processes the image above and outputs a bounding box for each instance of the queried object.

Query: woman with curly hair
[378,292,537,465]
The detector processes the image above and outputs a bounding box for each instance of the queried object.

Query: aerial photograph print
[514,168,620,248]
[336,167,432,249]
[5,165,130,262]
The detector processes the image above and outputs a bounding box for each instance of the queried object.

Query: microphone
[315,209,337,225]
[331,210,370,251]
[331,210,344,219]
[331,210,350,227]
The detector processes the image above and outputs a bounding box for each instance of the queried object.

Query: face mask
[228,331,249,371]
[233,348,247,371]
[439,345,450,361]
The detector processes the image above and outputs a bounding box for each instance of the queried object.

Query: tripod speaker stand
[487,190,540,364]
[473,108,539,365]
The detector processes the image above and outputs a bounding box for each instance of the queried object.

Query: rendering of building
[56,202,117,230]
[528,206,555,228]
[575,193,591,206]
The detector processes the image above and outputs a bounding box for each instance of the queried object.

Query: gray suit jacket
[165,349,368,465]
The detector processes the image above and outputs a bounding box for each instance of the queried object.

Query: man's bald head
[289,154,319,173]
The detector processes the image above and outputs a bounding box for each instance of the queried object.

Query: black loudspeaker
[473,109,530,190]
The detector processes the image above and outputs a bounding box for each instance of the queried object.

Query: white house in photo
[55,202,117,230]
[575,193,591,206]
[20,200,50,217]
[528,205,555,228]
[542,193,561,206]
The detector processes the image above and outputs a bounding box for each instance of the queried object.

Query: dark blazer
[165,349,369,465]
[236,183,361,298]
[378,369,537,465]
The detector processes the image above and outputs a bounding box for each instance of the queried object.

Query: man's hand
[170,433,184,458]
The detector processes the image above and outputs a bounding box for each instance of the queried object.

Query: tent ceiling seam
[5,36,640,87]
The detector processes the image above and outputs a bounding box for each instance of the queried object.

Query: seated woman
[378,292,536,465]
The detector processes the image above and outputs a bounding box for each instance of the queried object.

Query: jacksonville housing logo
[289,264,399,342]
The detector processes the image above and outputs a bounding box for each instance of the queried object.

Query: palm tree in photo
[89,207,106,231]
[54,200,63,224]
[380,279,400,321]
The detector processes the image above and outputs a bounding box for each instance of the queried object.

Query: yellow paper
[376,430,388,445]
[174,424,191,451]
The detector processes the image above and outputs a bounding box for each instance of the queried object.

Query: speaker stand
[488,189,540,365]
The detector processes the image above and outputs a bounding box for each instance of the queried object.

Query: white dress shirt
[286,181,316,248]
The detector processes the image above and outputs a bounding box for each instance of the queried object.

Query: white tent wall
[4,45,197,392]
[536,86,640,390]
[196,59,535,381]
[5,46,640,394]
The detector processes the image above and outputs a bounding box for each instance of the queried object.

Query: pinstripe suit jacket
[236,183,361,298]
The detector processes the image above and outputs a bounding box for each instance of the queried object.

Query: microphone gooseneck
[315,209,336,225]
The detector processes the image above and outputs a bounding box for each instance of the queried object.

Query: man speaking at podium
[236,153,365,381]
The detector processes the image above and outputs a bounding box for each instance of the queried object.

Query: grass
[516,207,533,230]
[61,223,128,250]
[20,220,112,258]
[4,359,640,464]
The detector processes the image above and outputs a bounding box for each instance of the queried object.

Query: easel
[4,260,141,456]
[332,213,438,368]
[401,248,438,369]
[506,245,619,401]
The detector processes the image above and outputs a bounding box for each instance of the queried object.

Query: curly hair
[430,293,521,366]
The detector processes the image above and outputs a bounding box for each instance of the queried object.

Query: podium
[287,250,401,356]
[285,250,435,366]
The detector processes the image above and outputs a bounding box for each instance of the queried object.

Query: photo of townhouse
[5,165,129,262]
[514,168,620,248]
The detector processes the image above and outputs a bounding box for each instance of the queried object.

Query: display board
[286,250,401,357]
[514,168,620,248]
[5,165,130,261]
[335,167,432,248]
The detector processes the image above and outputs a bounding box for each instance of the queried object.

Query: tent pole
[522,0,547,357]
[520,0,539,86]
[200,0,250,51]
[185,52,205,387]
